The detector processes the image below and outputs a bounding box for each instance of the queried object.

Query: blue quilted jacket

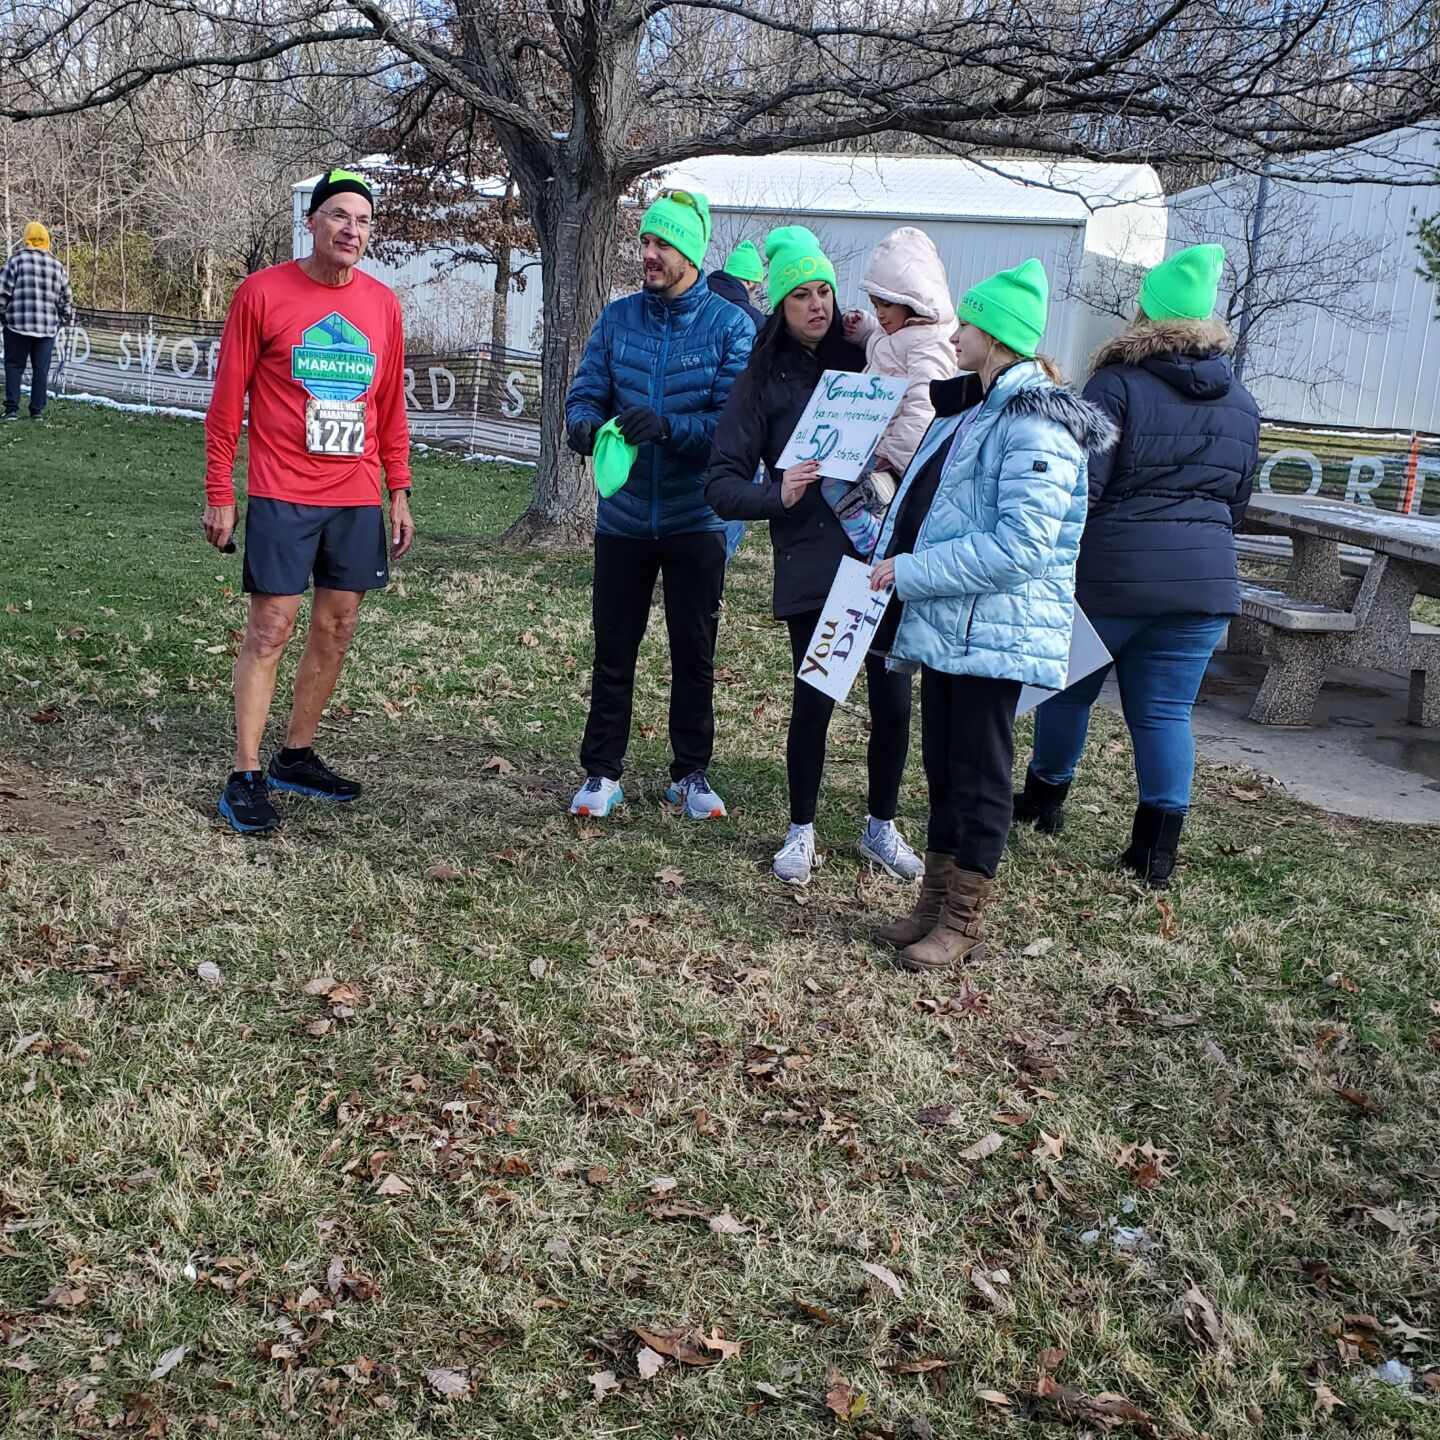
[565,275,753,538]
[874,360,1117,690]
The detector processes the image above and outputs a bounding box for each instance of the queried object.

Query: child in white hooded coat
[823,227,956,556]
[844,225,958,480]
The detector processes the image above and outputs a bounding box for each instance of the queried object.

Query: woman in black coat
[705,226,920,888]
[1013,244,1261,887]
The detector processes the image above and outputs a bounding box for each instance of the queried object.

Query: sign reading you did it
[798,557,894,704]
[775,370,907,484]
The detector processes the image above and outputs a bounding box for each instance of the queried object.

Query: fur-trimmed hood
[928,370,1118,452]
[1091,318,1231,371]
[1091,318,1237,403]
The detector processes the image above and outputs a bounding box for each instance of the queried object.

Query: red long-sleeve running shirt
[205,261,412,506]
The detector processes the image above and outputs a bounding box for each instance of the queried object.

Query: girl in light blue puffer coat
[869,259,1116,972]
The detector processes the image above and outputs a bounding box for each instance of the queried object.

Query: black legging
[784,610,912,826]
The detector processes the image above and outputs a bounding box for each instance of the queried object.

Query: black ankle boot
[1119,804,1186,889]
[1013,771,1071,836]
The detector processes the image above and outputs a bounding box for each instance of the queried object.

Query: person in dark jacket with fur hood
[1013,244,1261,887]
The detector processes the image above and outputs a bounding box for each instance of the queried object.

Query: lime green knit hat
[1138,243,1225,321]
[722,241,765,283]
[591,419,639,500]
[639,189,712,272]
[766,226,837,309]
[957,258,1049,358]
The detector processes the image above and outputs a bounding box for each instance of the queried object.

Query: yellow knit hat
[23,222,51,250]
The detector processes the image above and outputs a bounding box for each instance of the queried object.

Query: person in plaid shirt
[1,222,75,421]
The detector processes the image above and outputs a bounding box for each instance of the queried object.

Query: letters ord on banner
[775,371,907,484]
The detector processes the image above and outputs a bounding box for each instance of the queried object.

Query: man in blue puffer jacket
[564,189,753,821]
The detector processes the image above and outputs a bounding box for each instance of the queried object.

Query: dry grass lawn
[2,404,1438,1439]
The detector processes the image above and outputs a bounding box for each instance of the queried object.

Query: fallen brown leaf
[39,1283,87,1308]
[632,1324,717,1367]
[858,1261,904,1298]
[482,756,515,774]
[655,866,684,887]
[1171,1284,1221,1350]
[425,1367,471,1399]
[824,1366,867,1421]
[958,1132,1005,1161]
[1336,1086,1381,1117]
[636,1346,665,1381]
[372,1174,412,1198]
[589,1368,621,1401]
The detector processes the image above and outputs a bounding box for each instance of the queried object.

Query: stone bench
[1233,581,1440,725]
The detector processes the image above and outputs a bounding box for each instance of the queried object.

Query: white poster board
[775,371,907,484]
[797,556,892,703]
[1017,607,1111,715]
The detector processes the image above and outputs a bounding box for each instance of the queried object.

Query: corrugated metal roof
[654,153,1161,225]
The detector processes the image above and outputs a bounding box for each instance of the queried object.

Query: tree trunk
[502,172,618,549]
[485,233,512,416]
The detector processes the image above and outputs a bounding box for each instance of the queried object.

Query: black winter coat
[1076,320,1261,617]
[706,269,766,332]
[704,330,867,618]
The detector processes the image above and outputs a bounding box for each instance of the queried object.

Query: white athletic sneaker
[570,775,624,818]
[773,823,821,885]
[858,817,924,881]
[666,771,728,819]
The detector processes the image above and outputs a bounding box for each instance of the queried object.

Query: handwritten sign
[776,371,907,484]
[798,556,893,703]
[1017,606,1111,716]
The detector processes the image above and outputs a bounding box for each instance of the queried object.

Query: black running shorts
[242,497,388,595]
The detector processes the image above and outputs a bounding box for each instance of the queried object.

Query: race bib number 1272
[305,398,367,457]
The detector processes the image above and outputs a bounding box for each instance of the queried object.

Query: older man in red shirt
[203,168,414,833]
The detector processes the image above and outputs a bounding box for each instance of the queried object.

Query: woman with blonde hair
[870,259,1115,970]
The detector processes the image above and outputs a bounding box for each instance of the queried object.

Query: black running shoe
[219,770,282,834]
[267,748,363,802]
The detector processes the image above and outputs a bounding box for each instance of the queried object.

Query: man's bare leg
[284,587,364,752]
[233,593,303,772]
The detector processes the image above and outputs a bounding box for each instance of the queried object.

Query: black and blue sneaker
[219,770,282,834]
[267,748,363,802]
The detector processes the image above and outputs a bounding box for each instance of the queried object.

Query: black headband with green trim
[308,168,374,216]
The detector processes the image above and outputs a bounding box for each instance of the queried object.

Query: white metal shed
[1167,125,1440,433]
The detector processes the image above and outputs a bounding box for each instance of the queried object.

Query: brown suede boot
[874,851,955,949]
[898,868,993,972]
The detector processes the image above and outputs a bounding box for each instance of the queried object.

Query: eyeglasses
[316,209,372,231]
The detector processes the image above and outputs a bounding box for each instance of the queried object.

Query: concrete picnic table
[1232,494,1440,726]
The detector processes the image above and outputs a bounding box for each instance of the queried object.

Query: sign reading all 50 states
[776,371,907,484]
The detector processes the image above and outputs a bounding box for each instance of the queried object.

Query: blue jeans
[724,519,747,560]
[1029,613,1229,812]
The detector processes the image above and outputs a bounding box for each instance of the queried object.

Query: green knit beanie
[957,258,1049,358]
[722,241,765,283]
[766,226,837,309]
[639,189,712,272]
[1138,243,1225,321]
[591,419,638,500]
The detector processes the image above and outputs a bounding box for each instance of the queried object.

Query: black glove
[617,404,670,447]
[567,419,599,457]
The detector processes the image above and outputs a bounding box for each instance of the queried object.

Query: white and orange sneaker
[666,771,728,820]
[570,776,624,818]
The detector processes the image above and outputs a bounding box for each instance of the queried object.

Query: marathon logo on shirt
[291,312,377,403]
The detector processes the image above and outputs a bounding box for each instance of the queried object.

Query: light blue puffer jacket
[875,360,1117,690]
